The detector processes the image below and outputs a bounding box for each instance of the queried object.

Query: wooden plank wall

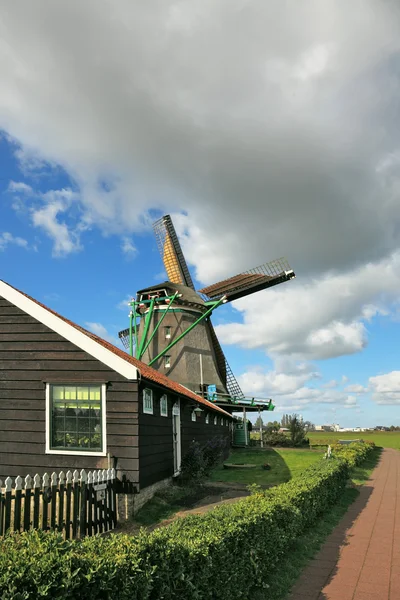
[139,382,231,489]
[0,296,139,484]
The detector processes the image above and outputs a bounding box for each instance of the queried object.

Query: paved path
[289,448,400,600]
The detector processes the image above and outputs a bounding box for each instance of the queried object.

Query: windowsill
[143,410,153,415]
[46,449,107,457]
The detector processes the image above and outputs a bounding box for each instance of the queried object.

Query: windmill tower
[119,214,295,413]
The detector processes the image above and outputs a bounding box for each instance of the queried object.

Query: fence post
[111,468,117,528]
[13,476,23,532]
[50,472,57,530]
[42,473,49,531]
[4,477,12,533]
[0,479,3,536]
[65,471,73,540]
[58,471,65,534]
[87,471,93,537]
[23,475,32,532]
[72,470,79,539]
[79,469,87,539]
[33,474,41,529]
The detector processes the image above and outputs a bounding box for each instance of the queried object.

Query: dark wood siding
[139,382,231,489]
[0,296,139,485]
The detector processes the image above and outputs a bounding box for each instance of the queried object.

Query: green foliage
[288,414,307,446]
[179,436,227,483]
[330,440,375,468]
[0,442,373,600]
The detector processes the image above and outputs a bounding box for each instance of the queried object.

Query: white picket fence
[0,468,117,539]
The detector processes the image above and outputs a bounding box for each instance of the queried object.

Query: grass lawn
[209,447,324,486]
[308,431,400,450]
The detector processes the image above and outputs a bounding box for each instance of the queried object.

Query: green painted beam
[148,296,226,366]
[138,292,179,360]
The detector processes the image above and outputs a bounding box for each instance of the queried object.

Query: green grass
[308,430,400,450]
[349,447,382,485]
[134,484,212,527]
[209,448,324,486]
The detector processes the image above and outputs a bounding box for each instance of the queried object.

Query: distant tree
[288,414,307,446]
[281,414,289,428]
[266,420,280,433]
[303,421,315,432]
[254,415,263,430]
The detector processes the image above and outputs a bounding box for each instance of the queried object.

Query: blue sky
[1,2,400,428]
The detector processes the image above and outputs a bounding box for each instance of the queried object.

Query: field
[308,431,400,450]
[209,447,323,486]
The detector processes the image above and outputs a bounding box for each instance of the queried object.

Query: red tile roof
[2,281,232,417]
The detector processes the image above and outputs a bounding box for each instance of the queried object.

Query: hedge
[0,442,373,600]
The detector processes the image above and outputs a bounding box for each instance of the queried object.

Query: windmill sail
[153,215,195,289]
[198,258,295,302]
[207,319,244,399]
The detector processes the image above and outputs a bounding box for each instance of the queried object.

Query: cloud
[85,322,119,346]
[0,1,400,365]
[7,180,33,194]
[369,371,400,405]
[237,357,359,413]
[121,237,137,258]
[322,380,339,389]
[30,189,83,257]
[215,252,400,359]
[344,384,368,394]
[0,232,29,251]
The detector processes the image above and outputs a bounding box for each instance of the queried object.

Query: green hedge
[0,443,373,600]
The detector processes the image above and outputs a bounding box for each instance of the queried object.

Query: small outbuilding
[0,280,233,515]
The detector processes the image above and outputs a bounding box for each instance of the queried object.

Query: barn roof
[0,280,232,417]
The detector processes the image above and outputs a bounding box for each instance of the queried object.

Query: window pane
[50,385,102,451]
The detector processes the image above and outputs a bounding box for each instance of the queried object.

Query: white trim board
[45,383,107,456]
[0,280,138,381]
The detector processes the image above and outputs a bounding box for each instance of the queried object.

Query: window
[160,394,168,417]
[143,388,153,414]
[220,417,223,426]
[164,355,171,369]
[214,415,217,425]
[165,326,171,339]
[205,413,209,424]
[46,384,106,455]
[191,410,196,422]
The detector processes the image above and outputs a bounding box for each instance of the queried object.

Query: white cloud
[116,295,134,311]
[322,380,338,389]
[0,1,399,366]
[121,237,137,258]
[31,191,82,257]
[0,231,29,251]
[369,371,400,405]
[344,384,368,394]
[215,252,400,360]
[7,180,33,194]
[85,322,119,346]
[238,359,360,413]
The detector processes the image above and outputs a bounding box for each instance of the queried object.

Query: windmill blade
[198,257,295,303]
[207,319,244,399]
[153,215,195,289]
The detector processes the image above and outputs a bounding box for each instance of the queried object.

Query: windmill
[119,214,295,414]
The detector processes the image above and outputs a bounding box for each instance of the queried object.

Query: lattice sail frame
[198,257,295,302]
[153,215,194,289]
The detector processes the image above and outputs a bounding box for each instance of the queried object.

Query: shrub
[330,441,375,467]
[0,442,373,600]
[179,436,227,483]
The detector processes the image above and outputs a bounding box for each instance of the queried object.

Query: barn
[0,280,233,516]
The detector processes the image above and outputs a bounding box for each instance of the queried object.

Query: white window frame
[45,383,107,456]
[214,415,217,425]
[160,394,168,417]
[191,410,197,422]
[220,417,223,426]
[205,413,209,424]
[143,388,154,414]
[164,355,171,368]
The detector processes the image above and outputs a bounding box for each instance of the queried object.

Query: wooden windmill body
[119,215,295,413]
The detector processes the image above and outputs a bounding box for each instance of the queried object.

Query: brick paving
[288,448,400,600]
